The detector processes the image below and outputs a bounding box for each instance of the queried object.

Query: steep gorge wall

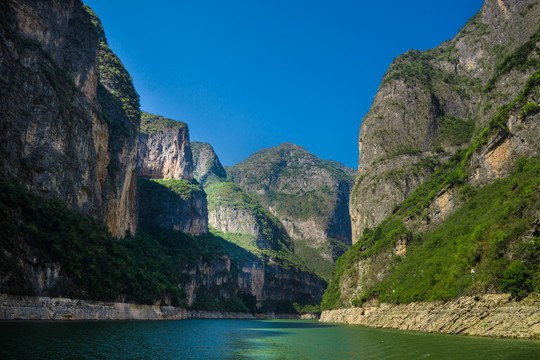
[137,112,208,235]
[350,0,540,242]
[0,0,139,238]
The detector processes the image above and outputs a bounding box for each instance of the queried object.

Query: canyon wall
[0,0,139,238]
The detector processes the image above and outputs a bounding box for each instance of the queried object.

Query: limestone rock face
[191,141,227,184]
[320,294,540,339]
[0,0,139,238]
[350,0,540,242]
[138,112,193,181]
[181,254,326,308]
[137,112,210,235]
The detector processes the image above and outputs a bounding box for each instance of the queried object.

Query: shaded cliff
[191,141,227,184]
[138,178,208,236]
[137,112,207,235]
[0,0,139,238]
[191,142,327,306]
[0,0,324,314]
[227,143,355,279]
[324,0,540,310]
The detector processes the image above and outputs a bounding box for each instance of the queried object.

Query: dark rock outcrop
[0,0,139,238]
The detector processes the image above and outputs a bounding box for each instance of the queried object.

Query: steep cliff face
[324,0,540,310]
[138,112,193,181]
[189,142,327,306]
[191,141,227,184]
[350,0,540,242]
[227,142,354,279]
[137,112,208,235]
[138,178,208,236]
[0,0,139,238]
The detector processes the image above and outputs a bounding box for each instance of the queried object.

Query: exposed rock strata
[0,293,316,320]
[138,112,193,181]
[320,294,540,339]
[0,294,256,320]
[137,113,208,235]
[0,0,139,238]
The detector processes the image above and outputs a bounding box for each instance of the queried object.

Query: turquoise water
[1,319,539,359]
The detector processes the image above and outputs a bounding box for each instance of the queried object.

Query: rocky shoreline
[320,294,540,339]
[0,294,312,321]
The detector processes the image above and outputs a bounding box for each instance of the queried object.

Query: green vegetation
[484,25,540,92]
[499,262,534,299]
[149,178,204,200]
[519,101,539,119]
[388,145,422,158]
[84,5,140,138]
[293,302,321,315]
[323,157,539,309]
[140,111,186,134]
[204,178,292,251]
[437,116,475,146]
[0,181,187,306]
[263,189,335,222]
[293,239,334,280]
[382,50,437,88]
[322,70,540,309]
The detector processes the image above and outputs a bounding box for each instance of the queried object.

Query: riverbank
[320,294,540,339]
[0,294,312,320]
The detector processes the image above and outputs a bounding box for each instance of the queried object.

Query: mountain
[0,0,324,314]
[324,0,540,309]
[227,142,355,279]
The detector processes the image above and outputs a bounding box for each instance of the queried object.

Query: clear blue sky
[84,0,484,168]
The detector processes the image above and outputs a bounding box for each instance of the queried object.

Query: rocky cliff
[138,178,208,236]
[350,0,540,242]
[138,112,193,181]
[191,141,227,184]
[324,0,540,311]
[190,141,327,307]
[0,0,325,314]
[227,142,355,279]
[0,0,139,238]
[137,112,207,235]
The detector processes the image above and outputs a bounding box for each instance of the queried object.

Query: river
[1,319,539,359]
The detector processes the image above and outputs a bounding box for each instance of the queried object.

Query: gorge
[1,0,539,343]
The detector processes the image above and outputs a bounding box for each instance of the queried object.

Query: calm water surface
[1,319,539,359]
